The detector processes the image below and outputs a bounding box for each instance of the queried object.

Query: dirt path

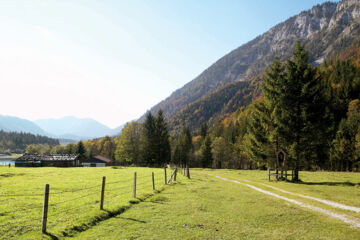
[210,174,360,229]
[260,183,360,213]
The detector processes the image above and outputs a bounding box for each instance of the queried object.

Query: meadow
[0,166,170,239]
[0,167,360,239]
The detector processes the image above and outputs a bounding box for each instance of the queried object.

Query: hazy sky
[0,0,336,128]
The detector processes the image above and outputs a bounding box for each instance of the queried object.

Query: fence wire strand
[0,169,180,236]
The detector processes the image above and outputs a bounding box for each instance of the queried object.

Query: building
[82,155,111,167]
[15,154,80,167]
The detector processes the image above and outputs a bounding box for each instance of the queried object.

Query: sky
[0,0,337,128]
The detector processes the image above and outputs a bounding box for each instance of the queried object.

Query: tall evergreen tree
[246,58,284,168]
[173,127,192,166]
[262,57,284,158]
[201,135,213,168]
[200,123,208,139]
[245,102,272,166]
[76,141,85,156]
[154,110,171,166]
[143,112,156,166]
[76,141,86,166]
[277,41,328,180]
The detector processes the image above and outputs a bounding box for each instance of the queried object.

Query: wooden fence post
[164,167,167,185]
[152,172,155,190]
[167,169,177,184]
[133,172,137,198]
[174,168,177,181]
[268,168,271,181]
[41,184,50,233]
[100,176,106,210]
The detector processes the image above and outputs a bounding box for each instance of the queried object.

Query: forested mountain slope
[0,131,59,153]
[168,78,260,134]
[142,0,360,121]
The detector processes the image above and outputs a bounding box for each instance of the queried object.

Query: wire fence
[0,166,190,238]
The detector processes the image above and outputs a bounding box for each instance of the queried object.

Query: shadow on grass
[111,166,125,170]
[294,181,360,186]
[51,188,167,239]
[115,217,147,223]
[149,196,169,204]
[0,173,25,178]
[44,232,59,240]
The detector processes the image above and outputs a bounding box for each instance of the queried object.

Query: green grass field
[1,167,359,239]
[0,166,169,239]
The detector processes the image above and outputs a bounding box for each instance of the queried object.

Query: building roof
[92,155,112,163]
[16,154,79,161]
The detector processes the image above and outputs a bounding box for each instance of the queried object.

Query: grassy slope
[0,166,169,239]
[74,170,360,240]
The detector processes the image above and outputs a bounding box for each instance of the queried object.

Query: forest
[0,131,59,153]
[28,41,360,178]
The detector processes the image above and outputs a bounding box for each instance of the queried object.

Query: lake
[0,158,15,165]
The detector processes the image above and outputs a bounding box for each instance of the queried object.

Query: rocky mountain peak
[141,0,360,122]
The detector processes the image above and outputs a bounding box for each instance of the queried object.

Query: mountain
[34,116,122,140]
[0,114,124,141]
[142,0,360,123]
[0,115,49,136]
[168,79,257,134]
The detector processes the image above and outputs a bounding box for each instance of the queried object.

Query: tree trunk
[293,150,300,181]
[293,162,299,181]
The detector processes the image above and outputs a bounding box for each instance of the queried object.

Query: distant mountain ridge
[0,115,124,140]
[35,116,124,140]
[0,115,49,136]
[142,0,360,123]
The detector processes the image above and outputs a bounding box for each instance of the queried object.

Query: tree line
[26,41,360,179]
[0,131,59,154]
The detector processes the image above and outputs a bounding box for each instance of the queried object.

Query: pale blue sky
[0,0,336,128]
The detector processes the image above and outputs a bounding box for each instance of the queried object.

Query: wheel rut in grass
[259,183,360,213]
[210,174,360,229]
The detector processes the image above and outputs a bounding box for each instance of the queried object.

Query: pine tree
[262,57,284,157]
[143,112,156,166]
[76,141,86,166]
[246,58,284,168]
[200,123,208,139]
[76,141,85,156]
[277,41,328,180]
[245,102,272,166]
[154,110,171,166]
[174,127,192,166]
[201,135,213,168]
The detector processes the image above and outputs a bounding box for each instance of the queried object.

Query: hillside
[0,130,59,153]
[142,0,360,122]
[0,115,49,136]
[168,79,258,134]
